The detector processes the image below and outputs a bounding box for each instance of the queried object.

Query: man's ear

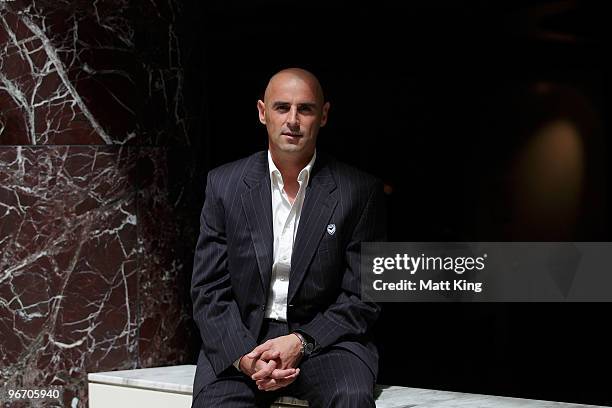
[257,100,266,125]
[320,101,330,127]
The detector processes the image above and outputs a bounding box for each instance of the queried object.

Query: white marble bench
[88,365,604,408]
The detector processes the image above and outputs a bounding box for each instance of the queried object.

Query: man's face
[258,74,329,157]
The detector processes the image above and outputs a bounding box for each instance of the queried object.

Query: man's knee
[295,347,376,407]
[323,385,375,407]
[193,376,259,408]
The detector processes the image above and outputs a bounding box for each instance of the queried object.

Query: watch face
[305,343,314,354]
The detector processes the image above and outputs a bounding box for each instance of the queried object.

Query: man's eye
[276,106,289,112]
[299,107,313,113]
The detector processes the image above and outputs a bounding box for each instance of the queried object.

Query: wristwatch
[292,331,315,357]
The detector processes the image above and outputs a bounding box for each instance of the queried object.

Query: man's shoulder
[324,154,381,190]
[207,151,266,181]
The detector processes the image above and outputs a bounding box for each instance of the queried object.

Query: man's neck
[269,149,314,183]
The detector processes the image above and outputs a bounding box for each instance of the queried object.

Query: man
[191,68,386,407]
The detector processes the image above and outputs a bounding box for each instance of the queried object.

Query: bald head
[264,68,325,106]
[257,67,330,164]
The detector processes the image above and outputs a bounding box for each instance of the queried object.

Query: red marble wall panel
[0,1,201,406]
[0,146,139,406]
[136,148,199,368]
[0,1,192,146]
[0,9,119,144]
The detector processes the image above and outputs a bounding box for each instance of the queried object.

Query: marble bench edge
[87,365,609,408]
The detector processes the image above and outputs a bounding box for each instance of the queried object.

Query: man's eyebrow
[271,101,317,108]
[297,102,317,109]
[272,101,290,108]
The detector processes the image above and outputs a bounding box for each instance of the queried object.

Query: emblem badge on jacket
[327,224,336,235]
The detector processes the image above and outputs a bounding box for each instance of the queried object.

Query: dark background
[183,1,611,405]
[2,0,609,406]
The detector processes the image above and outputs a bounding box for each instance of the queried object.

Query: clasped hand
[239,333,303,391]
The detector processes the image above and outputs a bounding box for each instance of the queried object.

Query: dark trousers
[192,320,376,408]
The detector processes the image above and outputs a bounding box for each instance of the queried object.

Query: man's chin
[277,144,304,153]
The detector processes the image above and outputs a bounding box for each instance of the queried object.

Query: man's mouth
[282,133,302,138]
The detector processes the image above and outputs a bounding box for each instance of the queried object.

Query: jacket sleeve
[191,171,258,375]
[298,180,386,349]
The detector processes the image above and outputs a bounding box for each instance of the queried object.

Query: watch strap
[292,331,315,357]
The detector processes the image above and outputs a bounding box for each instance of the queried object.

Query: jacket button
[261,305,265,311]
[288,304,294,308]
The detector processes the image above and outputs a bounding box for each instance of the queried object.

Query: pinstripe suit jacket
[191,151,386,399]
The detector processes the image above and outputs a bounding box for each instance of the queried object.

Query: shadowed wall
[0,1,203,406]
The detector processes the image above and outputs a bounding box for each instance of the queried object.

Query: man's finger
[255,368,296,382]
[258,370,300,391]
[257,369,299,386]
[251,359,277,380]
[260,349,281,361]
[246,346,264,359]
[268,367,298,379]
[277,369,299,381]
[258,378,276,390]
[247,341,272,358]
[287,368,299,378]
[256,378,271,387]
[260,379,287,392]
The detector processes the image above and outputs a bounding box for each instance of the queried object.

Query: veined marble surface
[88,365,195,394]
[374,386,606,408]
[1,2,202,406]
[88,365,607,407]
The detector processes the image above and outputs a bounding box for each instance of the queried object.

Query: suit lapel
[241,153,273,294]
[288,156,338,304]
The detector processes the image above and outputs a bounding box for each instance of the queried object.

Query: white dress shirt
[265,150,316,321]
[234,150,316,370]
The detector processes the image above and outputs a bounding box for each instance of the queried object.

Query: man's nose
[286,106,299,127]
